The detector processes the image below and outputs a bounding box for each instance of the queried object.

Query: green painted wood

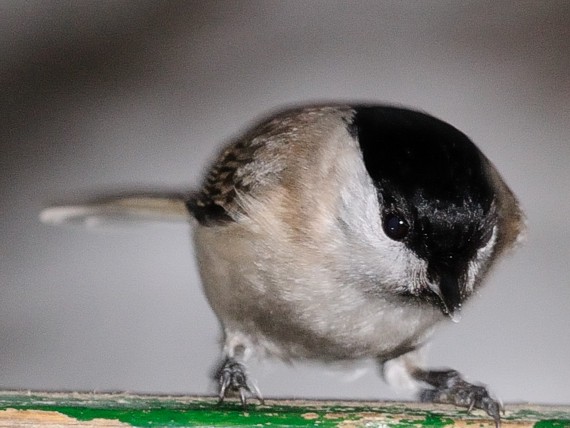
[0,391,568,427]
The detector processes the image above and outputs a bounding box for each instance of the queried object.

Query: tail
[40,194,191,227]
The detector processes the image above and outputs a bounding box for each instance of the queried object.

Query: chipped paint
[0,392,567,427]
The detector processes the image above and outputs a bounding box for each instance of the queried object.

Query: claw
[216,357,263,407]
[414,369,502,426]
[239,387,247,408]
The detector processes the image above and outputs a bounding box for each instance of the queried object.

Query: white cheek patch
[407,254,430,295]
[466,226,498,292]
[334,146,432,295]
[367,235,428,294]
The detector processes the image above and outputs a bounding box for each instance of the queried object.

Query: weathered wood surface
[0,391,568,427]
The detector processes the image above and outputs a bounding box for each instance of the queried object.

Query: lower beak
[429,271,464,322]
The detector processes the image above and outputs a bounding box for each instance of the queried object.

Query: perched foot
[216,358,264,407]
[414,369,502,427]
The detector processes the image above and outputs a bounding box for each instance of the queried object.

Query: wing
[186,105,354,226]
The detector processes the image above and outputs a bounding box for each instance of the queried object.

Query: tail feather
[40,196,191,227]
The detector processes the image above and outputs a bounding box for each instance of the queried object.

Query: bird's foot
[415,369,502,427]
[217,357,264,407]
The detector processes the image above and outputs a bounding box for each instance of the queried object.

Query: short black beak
[428,267,464,321]
[438,271,463,317]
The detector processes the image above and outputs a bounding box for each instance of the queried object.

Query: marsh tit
[42,105,525,425]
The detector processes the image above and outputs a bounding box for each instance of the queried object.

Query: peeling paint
[0,392,567,427]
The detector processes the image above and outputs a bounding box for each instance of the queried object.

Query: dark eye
[383,213,410,241]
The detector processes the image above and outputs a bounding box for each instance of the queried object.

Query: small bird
[42,105,525,426]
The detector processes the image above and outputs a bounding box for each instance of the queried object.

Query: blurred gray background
[1,1,569,404]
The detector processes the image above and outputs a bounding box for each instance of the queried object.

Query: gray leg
[216,357,264,407]
[413,368,502,427]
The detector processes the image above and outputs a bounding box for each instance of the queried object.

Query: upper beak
[428,270,464,322]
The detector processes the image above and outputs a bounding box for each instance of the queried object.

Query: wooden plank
[0,391,568,427]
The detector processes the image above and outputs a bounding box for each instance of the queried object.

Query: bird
[41,104,526,426]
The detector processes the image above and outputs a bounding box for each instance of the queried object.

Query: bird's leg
[412,368,502,427]
[215,357,264,407]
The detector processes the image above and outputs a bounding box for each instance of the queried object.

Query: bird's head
[351,106,504,320]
